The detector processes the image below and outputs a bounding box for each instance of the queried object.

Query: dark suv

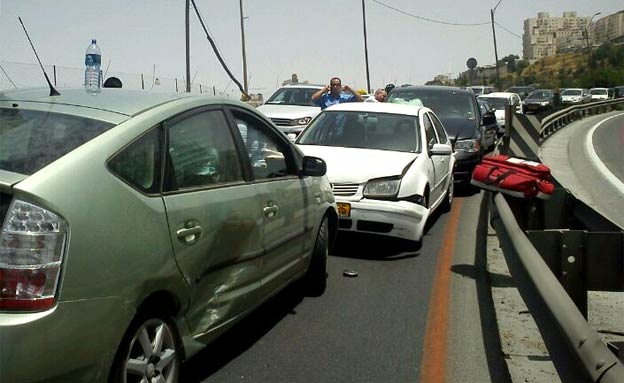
[388,85,496,185]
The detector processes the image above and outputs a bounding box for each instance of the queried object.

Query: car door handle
[263,205,278,219]
[176,225,202,245]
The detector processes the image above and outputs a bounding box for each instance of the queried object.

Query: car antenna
[18,17,60,96]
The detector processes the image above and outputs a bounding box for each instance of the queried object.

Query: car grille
[332,183,360,197]
[270,118,291,126]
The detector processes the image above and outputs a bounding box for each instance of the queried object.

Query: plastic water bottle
[84,39,101,93]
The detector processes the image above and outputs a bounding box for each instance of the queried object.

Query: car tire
[109,311,181,383]
[440,174,454,213]
[303,216,328,296]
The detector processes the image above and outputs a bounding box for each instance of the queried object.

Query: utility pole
[185,0,191,92]
[361,0,371,94]
[239,0,249,96]
[490,0,502,87]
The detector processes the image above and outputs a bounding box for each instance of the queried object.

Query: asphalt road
[180,188,510,383]
[540,111,624,229]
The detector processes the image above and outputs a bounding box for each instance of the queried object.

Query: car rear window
[389,90,476,121]
[0,108,115,175]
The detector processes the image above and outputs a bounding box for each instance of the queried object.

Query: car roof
[324,101,424,116]
[479,92,518,98]
[280,84,325,89]
[391,85,474,96]
[0,87,232,117]
[590,87,608,90]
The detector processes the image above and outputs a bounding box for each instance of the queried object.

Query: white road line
[585,112,624,192]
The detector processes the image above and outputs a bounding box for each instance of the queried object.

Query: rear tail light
[0,200,67,311]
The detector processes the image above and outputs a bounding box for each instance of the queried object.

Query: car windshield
[0,108,115,175]
[388,91,476,121]
[297,111,421,153]
[528,90,552,99]
[590,89,607,95]
[265,87,319,106]
[479,97,508,110]
[562,89,582,96]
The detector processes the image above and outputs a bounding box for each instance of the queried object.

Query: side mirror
[301,156,327,176]
[430,143,452,156]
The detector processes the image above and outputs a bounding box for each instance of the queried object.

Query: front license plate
[337,202,351,218]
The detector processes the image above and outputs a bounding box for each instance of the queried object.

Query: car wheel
[303,216,328,296]
[109,312,181,383]
[440,173,454,212]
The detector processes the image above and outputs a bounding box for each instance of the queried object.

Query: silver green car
[0,88,337,383]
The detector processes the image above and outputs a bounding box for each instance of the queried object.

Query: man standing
[311,77,364,110]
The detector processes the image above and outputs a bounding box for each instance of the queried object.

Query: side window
[429,113,448,144]
[232,110,293,180]
[109,128,161,194]
[166,110,243,190]
[423,113,438,150]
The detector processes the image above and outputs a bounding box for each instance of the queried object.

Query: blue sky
[0,0,621,96]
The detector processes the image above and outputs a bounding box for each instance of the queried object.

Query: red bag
[471,155,555,199]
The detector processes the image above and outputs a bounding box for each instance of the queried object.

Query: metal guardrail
[539,99,624,140]
[491,193,624,383]
[492,102,624,381]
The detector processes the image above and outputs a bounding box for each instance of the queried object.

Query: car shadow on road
[330,231,421,260]
[179,283,305,382]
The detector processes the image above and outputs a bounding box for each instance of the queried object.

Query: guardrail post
[560,231,587,318]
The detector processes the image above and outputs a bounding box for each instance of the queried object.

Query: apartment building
[594,11,624,45]
[523,11,592,60]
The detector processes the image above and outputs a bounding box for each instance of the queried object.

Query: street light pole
[239,0,249,96]
[584,12,601,68]
[490,0,502,87]
[185,0,191,92]
[361,0,371,94]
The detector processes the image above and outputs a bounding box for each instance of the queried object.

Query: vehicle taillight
[0,200,66,311]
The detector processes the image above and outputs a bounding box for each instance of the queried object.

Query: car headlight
[293,117,312,126]
[363,178,401,199]
[454,138,481,153]
[540,101,549,106]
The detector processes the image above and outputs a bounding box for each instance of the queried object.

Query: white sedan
[296,102,455,247]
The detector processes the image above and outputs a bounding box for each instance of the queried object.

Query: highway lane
[180,190,509,383]
[540,111,624,229]
[591,112,624,184]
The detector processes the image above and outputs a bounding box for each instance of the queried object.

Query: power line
[372,0,489,26]
[495,21,522,39]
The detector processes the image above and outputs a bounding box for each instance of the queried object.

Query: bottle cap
[92,39,96,44]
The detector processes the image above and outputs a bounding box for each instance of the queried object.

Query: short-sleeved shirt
[315,92,357,110]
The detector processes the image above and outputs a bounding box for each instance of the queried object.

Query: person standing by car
[311,77,363,109]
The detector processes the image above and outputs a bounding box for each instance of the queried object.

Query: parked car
[388,85,496,185]
[522,89,556,114]
[469,85,495,96]
[505,86,535,100]
[256,84,324,140]
[613,86,624,99]
[478,92,522,134]
[296,102,454,247]
[560,88,592,105]
[0,87,337,383]
[589,87,609,101]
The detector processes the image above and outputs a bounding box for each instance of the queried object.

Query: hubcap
[124,318,177,383]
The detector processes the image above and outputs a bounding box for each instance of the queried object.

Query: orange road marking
[419,198,463,383]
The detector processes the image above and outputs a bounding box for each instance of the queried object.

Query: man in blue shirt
[311,77,364,109]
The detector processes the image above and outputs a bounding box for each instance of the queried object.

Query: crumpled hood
[256,104,320,119]
[439,118,478,141]
[297,145,418,183]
